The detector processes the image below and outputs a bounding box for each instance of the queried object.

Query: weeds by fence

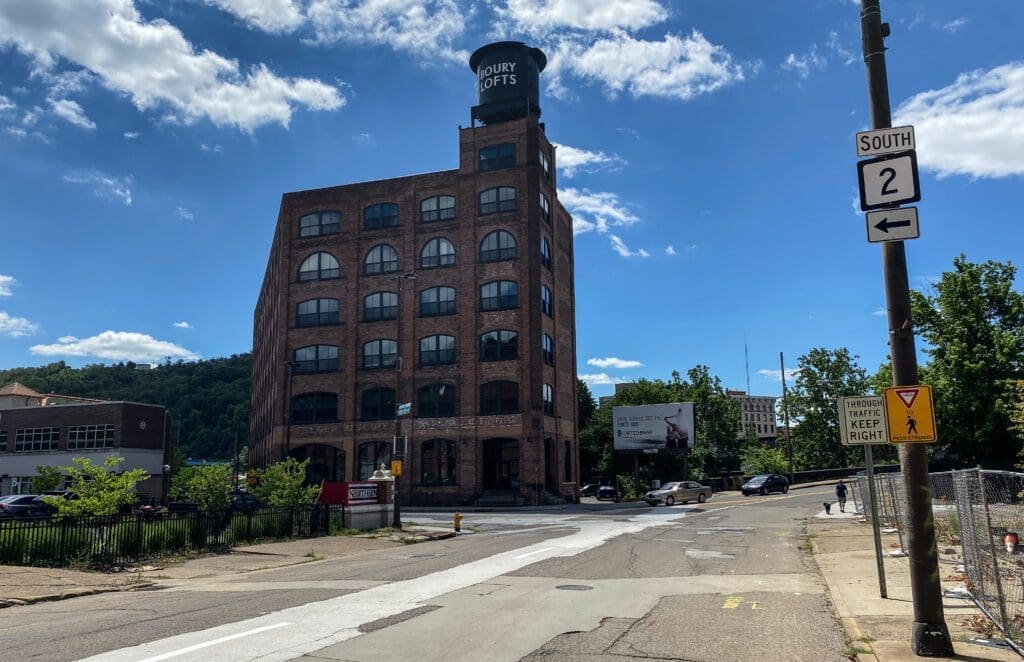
[0,504,343,568]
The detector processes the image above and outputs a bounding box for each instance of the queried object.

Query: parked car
[645,481,711,506]
[580,483,599,497]
[167,500,200,513]
[228,491,266,512]
[0,494,55,519]
[595,485,619,501]
[741,474,790,496]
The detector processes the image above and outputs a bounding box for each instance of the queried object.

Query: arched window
[357,441,391,480]
[540,284,552,316]
[421,439,457,484]
[480,330,517,361]
[480,280,518,311]
[479,143,515,171]
[299,210,341,237]
[420,334,455,366]
[418,383,457,417]
[419,286,456,317]
[420,195,455,222]
[362,339,397,369]
[298,252,340,281]
[480,230,517,262]
[296,298,339,327]
[480,381,519,415]
[420,237,455,268]
[360,387,395,420]
[540,236,551,269]
[364,244,398,275]
[364,203,398,230]
[293,345,339,374]
[543,383,554,415]
[540,193,550,223]
[363,291,397,321]
[479,186,516,215]
[542,334,553,365]
[291,392,337,424]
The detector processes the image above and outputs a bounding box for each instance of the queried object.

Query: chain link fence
[850,468,1024,651]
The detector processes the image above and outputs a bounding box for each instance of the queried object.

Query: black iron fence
[0,504,344,568]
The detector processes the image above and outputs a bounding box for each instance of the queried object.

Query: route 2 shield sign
[883,385,937,443]
[858,151,921,211]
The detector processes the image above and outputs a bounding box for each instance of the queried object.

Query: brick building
[728,390,778,444]
[250,42,579,506]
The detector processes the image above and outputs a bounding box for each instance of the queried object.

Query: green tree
[32,465,64,493]
[251,458,320,506]
[577,379,596,430]
[172,464,233,510]
[43,456,148,516]
[911,255,1024,468]
[741,444,789,475]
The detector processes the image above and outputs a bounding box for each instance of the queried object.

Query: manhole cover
[555,584,594,591]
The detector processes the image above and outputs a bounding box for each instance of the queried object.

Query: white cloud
[0,94,14,111]
[30,331,199,362]
[63,170,133,206]
[893,62,1024,178]
[578,372,629,386]
[587,357,643,369]
[549,31,746,101]
[943,17,967,33]
[200,143,223,153]
[352,132,375,145]
[494,0,668,35]
[0,0,345,132]
[5,127,27,139]
[0,275,17,297]
[173,321,193,329]
[123,131,140,139]
[0,311,39,337]
[551,142,626,177]
[826,31,856,66]
[780,45,826,79]
[306,0,470,62]
[558,187,639,235]
[609,234,650,258]
[872,307,886,316]
[757,368,801,382]
[50,98,96,129]
[207,0,304,33]
[177,206,195,221]
[665,245,676,255]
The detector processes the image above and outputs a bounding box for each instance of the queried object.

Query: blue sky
[1,0,1021,399]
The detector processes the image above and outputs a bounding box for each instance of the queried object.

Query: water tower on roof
[469,41,546,125]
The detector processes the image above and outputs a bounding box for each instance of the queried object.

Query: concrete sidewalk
[809,509,1020,661]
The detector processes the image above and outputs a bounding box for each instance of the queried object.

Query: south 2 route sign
[838,396,889,445]
[884,385,937,443]
[858,151,921,211]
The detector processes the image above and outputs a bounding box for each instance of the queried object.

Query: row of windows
[0,425,116,453]
[292,381,557,422]
[292,331,554,371]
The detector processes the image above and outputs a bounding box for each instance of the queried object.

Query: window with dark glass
[293,344,340,374]
[479,143,515,171]
[361,387,395,420]
[14,427,59,452]
[564,440,572,482]
[480,280,518,311]
[480,381,519,415]
[297,298,339,327]
[419,286,456,317]
[543,383,555,415]
[420,195,455,222]
[480,230,517,262]
[363,291,397,321]
[357,441,391,480]
[362,339,397,369]
[480,330,517,361]
[420,237,455,268]
[542,334,553,365]
[478,187,516,215]
[299,210,341,237]
[540,149,551,182]
[67,424,115,450]
[298,252,340,281]
[418,383,456,417]
[364,244,398,275]
[540,193,550,223]
[421,439,457,484]
[540,285,552,316]
[364,203,398,230]
[420,334,455,366]
[291,392,337,424]
[540,236,551,269]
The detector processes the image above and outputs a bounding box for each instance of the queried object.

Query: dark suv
[0,495,54,519]
[741,474,790,496]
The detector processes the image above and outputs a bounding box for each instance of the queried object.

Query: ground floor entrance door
[482,438,519,490]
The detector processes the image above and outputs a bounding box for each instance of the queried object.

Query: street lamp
[392,270,417,529]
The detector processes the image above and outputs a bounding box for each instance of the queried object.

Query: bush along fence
[0,504,344,568]
[850,469,1024,655]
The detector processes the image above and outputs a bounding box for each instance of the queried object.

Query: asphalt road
[0,487,846,662]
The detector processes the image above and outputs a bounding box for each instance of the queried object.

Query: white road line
[514,547,554,559]
[135,623,291,662]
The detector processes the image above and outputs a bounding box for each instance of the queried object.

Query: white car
[645,481,711,506]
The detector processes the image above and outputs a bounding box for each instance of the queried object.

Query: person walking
[835,480,848,513]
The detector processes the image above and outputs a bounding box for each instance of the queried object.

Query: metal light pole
[392,271,417,530]
[779,352,793,484]
[859,1,952,654]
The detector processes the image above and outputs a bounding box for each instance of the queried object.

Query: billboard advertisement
[612,403,695,453]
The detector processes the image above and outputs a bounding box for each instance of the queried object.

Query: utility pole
[860,1,952,654]
[780,352,793,484]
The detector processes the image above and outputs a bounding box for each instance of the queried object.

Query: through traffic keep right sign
[884,385,937,443]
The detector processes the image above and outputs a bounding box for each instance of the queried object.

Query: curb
[0,582,153,608]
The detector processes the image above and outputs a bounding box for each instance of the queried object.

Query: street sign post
[866,207,919,243]
[837,396,890,445]
[856,125,915,157]
[884,385,937,443]
[858,151,921,210]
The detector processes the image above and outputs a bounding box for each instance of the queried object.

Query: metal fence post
[887,474,905,551]
[979,470,1011,631]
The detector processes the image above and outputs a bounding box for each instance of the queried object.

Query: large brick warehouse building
[250,43,579,506]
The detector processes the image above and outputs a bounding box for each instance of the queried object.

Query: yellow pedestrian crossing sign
[884,385,937,443]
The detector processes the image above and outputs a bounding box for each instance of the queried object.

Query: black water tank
[469,41,546,125]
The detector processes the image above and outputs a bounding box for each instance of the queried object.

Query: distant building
[597,395,615,408]
[728,390,778,443]
[0,382,172,501]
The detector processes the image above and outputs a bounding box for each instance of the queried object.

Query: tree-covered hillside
[0,354,251,460]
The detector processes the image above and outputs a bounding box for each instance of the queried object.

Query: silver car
[644,481,711,506]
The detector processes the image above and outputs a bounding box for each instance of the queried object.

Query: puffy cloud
[558,187,638,235]
[587,357,643,369]
[780,44,826,79]
[578,372,627,385]
[63,170,133,206]
[173,321,193,329]
[206,0,304,33]
[551,142,626,177]
[665,245,676,255]
[494,0,668,35]
[0,275,16,297]
[0,0,344,132]
[872,307,886,316]
[50,98,96,129]
[123,131,140,139]
[894,62,1024,178]
[943,17,967,33]
[0,311,39,337]
[609,234,650,258]
[30,330,199,362]
[177,206,195,221]
[756,368,800,382]
[0,94,14,111]
[200,143,223,153]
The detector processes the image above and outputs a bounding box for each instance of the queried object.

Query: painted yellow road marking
[722,596,743,609]
[751,601,763,610]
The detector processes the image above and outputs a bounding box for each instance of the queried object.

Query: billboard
[612,403,695,453]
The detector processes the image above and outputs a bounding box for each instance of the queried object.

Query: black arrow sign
[874,216,912,233]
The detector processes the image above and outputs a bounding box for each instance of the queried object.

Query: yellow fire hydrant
[454,512,463,533]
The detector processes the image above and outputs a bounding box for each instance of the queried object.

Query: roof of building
[0,382,44,397]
